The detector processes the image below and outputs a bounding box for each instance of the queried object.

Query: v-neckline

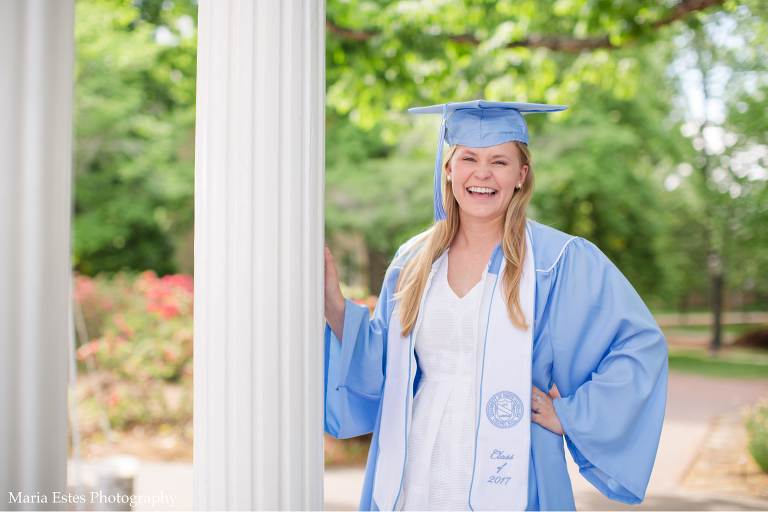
[445,249,483,300]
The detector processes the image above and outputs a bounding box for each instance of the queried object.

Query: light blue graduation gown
[324,219,668,511]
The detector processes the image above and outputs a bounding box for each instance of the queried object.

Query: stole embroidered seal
[486,391,523,428]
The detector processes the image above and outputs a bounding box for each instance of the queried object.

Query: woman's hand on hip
[324,247,346,341]
[530,385,565,436]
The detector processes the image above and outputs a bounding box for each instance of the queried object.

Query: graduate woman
[323,101,668,511]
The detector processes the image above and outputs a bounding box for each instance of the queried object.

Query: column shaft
[194,1,325,509]
[0,1,76,509]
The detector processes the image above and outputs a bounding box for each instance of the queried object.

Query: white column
[0,0,75,508]
[193,1,325,510]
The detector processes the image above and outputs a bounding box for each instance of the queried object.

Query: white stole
[468,229,534,510]
[373,230,535,511]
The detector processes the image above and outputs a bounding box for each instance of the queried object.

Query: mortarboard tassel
[433,103,449,222]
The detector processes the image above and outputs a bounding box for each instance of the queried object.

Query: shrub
[339,282,377,315]
[75,271,193,381]
[745,401,768,474]
[73,271,193,434]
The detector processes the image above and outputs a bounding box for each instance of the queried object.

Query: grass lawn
[668,347,768,379]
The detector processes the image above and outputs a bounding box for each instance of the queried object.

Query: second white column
[193,0,325,509]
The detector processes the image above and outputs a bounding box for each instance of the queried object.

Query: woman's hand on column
[530,385,565,436]
[325,247,346,341]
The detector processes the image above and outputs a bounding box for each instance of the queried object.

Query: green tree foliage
[74,0,197,275]
[702,3,768,309]
[325,113,432,254]
[74,0,767,319]
[529,54,681,300]
[325,0,751,304]
[325,0,724,128]
[659,0,768,341]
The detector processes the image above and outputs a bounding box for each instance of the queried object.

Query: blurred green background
[74,0,768,315]
[71,0,768,470]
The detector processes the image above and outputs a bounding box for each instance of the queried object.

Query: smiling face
[446,142,529,225]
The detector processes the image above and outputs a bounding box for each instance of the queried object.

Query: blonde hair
[392,142,534,338]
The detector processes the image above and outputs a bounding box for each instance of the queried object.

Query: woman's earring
[447,176,452,182]
[517,183,521,189]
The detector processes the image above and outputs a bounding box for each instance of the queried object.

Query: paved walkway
[66,373,768,511]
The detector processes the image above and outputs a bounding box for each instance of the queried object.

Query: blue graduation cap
[408,100,569,221]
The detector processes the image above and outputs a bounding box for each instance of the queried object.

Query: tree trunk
[367,246,389,297]
[710,257,724,353]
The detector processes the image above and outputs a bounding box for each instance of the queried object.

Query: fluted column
[0,1,76,509]
[193,1,325,510]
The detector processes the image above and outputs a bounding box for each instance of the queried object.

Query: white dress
[400,251,481,511]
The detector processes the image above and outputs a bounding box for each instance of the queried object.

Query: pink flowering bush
[73,271,193,433]
[339,282,378,315]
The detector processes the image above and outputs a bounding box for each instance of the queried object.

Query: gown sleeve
[548,237,668,505]
[324,264,396,439]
